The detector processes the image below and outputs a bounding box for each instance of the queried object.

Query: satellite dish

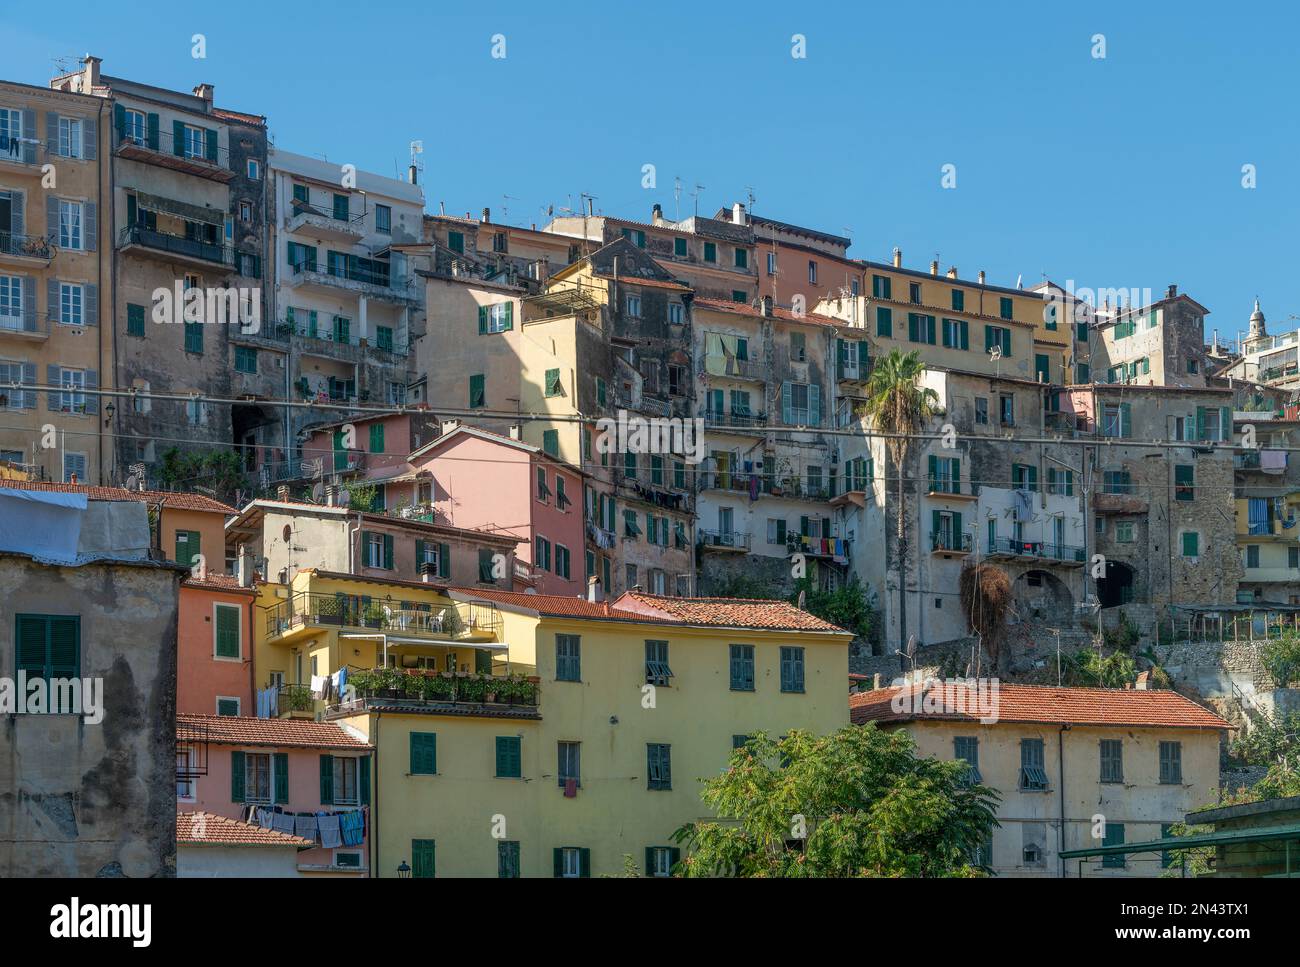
[311,482,324,502]
[337,487,351,507]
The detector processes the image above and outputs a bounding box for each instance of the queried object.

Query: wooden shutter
[273,753,288,803]
[215,604,240,658]
[204,127,218,163]
[146,113,160,150]
[319,754,334,804]
[231,751,246,802]
[15,614,48,676]
[383,533,393,570]
[553,848,564,878]
[578,848,591,878]
[172,119,185,156]
[438,543,451,579]
[478,305,488,334]
[359,755,371,804]
[410,732,437,774]
[1119,403,1132,438]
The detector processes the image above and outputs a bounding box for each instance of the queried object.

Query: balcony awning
[338,632,507,652]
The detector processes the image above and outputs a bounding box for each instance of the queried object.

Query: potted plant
[362,603,384,629]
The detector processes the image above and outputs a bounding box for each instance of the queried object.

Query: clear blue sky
[8,0,1297,346]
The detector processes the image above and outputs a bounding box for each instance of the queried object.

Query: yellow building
[256,569,853,876]
[851,681,1228,878]
[1234,491,1300,603]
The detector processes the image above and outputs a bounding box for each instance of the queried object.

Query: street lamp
[397,859,411,878]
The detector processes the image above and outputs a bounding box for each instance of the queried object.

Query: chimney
[236,543,255,588]
[481,208,490,224]
[192,83,214,107]
[1167,283,1178,299]
[82,55,101,91]
[652,203,664,226]
[872,672,881,689]
[408,164,418,185]
[946,266,958,279]
[324,484,338,507]
[892,247,902,268]
[930,260,939,277]
[276,485,289,501]
[509,424,522,440]
[761,295,773,317]
[69,471,78,485]
[978,270,986,285]
[587,575,603,603]
[732,202,746,225]
[441,419,460,436]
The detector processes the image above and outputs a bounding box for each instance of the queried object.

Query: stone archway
[1096,560,1136,608]
[1012,569,1073,624]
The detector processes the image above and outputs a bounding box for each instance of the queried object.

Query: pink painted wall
[177,585,254,716]
[301,414,438,483]
[183,741,370,872]
[411,434,586,597]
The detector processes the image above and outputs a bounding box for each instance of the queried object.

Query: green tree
[673,725,999,878]
[156,447,246,504]
[1060,648,1136,688]
[861,349,938,652]
[789,576,875,640]
[1261,632,1300,687]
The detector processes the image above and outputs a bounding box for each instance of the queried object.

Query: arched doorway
[1013,569,1073,623]
[1096,561,1136,608]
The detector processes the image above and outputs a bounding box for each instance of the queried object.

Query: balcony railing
[0,312,49,337]
[930,531,973,553]
[702,408,768,429]
[114,132,234,182]
[987,537,1084,562]
[118,225,235,267]
[265,592,502,642]
[287,199,367,237]
[0,232,53,262]
[697,528,750,551]
[333,668,540,713]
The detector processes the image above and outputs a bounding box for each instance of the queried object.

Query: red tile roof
[849,682,1230,730]
[0,479,237,514]
[183,573,254,593]
[615,592,850,632]
[449,586,673,622]
[693,296,843,329]
[593,273,691,292]
[176,811,313,848]
[177,714,371,750]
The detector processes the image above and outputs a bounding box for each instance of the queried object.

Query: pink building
[298,410,441,504]
[177,714,372,876]
[177,575,256,716]
[408,426,588,597]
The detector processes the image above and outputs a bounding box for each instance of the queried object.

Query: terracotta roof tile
[615,592,850,632]
[693,296,842,329]
[177,713,371,750]
[177,811,313,847]
[849,682,1230,730]
[0,479,237,514]
[593,273,691,291]
[183,573,254,592]
[448,586,671,622]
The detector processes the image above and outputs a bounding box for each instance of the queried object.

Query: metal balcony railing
[702,408,768,429]
[118,225,234,267]
[336,667,539,712]
[0,232,53,261]
[265,591,502,642]
[697,528,750,550]
[987,537,1085,562]
[931,531,973,553]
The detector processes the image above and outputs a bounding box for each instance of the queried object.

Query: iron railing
[697,528,750,550]
[0,231,53,261]
[265,591,502,642]
[118,225,234,267]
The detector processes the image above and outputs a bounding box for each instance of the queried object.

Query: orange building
[178,574,256,716]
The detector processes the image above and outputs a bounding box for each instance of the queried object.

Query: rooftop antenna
[409,140,424,183]
[745,185,756,212]
[673,177,682,221]
[501,194,518,223]
[692,183,706,219]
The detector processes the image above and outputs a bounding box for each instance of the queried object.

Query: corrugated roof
[849,682,1230,730]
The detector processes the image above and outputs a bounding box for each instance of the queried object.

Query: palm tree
[862,349,939,654]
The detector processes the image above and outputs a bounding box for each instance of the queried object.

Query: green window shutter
[1119,403,1132,438]
[908,313,919,342]
[383,533,394,570]
[1001,329,1012,357]
[542,429,558,456]
[370,423,384,453]
[146,113,160,150]
[15,615,49,677]
[231,751,246,802]
[319,754,334,804]
[953,511,962,538]
[411,732,437,774]
[1028,466,1038,492]
[215,604,240,658]
[1221,407,1232,442]
[469,373,485,408]
[412,839,436,878]
[172,119,184,156]
[478,305,488,334]
[876,307,892,337]
[952,458,961,494]
[553,849,564,878]
[579,848,591,878]
[959,319,969,350]
[1183,532,1199,557]
[927,454,937,491]
[46,616,80,679]
[113,103,126,140]
[645,847,656,876]
[932,509,941,539]
[273,752,288,804]
[985,325,994,352]
[415,539,426,571]
[127,303,145,337]
[1195,407,1207,441]
[359,755,371,804]
[545,368,561,397]
[496,736,521,778]
[438,543,451,579]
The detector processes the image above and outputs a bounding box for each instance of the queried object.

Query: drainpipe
[1058,724,1070,878]
[348,512,363,572]
[95,96,109,482]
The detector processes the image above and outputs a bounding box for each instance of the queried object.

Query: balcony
[327,667,540,719]
[702,408,768,433]
[286,199,367,243]
[1092,490,1148,515]
[0,232,53,266]
[986,536,1085,565]
[0,136,41,169]
[283,321,409,361]
[837,360,869,383]
[287,258,419,306]
[697,528,750,552]
[118,225,235,271]
[787,536,846,559]
[265,592,502,644]
[114,133,235,183]
[930,531,973,555]
[1236,450,1289,472]
[0,310,49,341]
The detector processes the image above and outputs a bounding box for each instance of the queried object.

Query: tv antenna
[673,177,682,221]
[409,140,424,181]
[691,183,706,219]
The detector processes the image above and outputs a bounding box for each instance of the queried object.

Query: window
[495,736,522,778]
[984,324,1012,357]
[999,394,1014,426]
[876,306,892,337]
[554,847,588,878]
[59,367,85,413]
[57,116,83,159]
[779,646,805,693]
[1290,546,1299,570]
[410,732,437,775]
[244,752,273,804]
[1102,470,1131,495]
[1102,824,1126,868]
[974,397,988,425]
[1046,468,1074,496]
[1174,464,1194,501]
[647,743,672,790]
[871,274,891,299]
[674,237,688,258]
[556,634,581,681]
[58,283,84,326]
[928,455,960,494]
[1019,738,1049,790]
[557,741,581,787]
[182,124,207,160]
[234,345,257,374]
[534,536,551,571]
[497,841,521,878]
[668,302,683,325]
[447,230,464,254]
[1101,402,1131,438]
[333,756,359,804]
[729,644,755,691]
[907,312,936,344]
[121,108,146,146]
[545,368,563,397]
[184,318,204,354]
[807,260,817,284]
[734,247,748,268]
[58,200,83,250]
[1011,463,1038,492]
[412,839,436,878]
[555,544,571,580]
[542,429,559,457]
[1100,739,1124,783]
[1000,296,1013,320]
[1115,521,1135,543]
[626,294,642,318]
[942,317,968,349]
[14,614,80,681]
[731,290,746,303]
[1245,545,1259,569]
[363,531,393,569]
[703,241,717,263]
[246,158,260,180]
[646,846,678,877]
[469,374,485,408]
[372,203,392,234]
[214,604,241,659]
[62,452,86,483]
[645,640,673,686]
[954,736,981,783]
[1181,532,1199,558]
[951,288,964,311]
[766,251,777,275]
[479,547,500,584]
[1159,741,1182,784]
[790,331,806,362]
